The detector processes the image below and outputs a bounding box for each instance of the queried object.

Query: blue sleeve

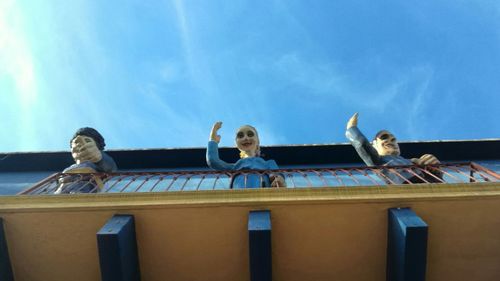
[206,141,235,170]
[95,152,118,172]
[266,159,280,170]
[345,127,381,166]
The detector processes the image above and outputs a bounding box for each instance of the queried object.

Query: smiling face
[235,125,260,158]
[373,130,400,156]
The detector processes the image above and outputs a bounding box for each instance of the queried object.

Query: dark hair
[71,127,106,150]
[373,130,391,141]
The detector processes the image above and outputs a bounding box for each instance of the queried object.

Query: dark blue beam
[248,210,272,281]
[97,215,140,281]
[0,218,14,281]
[387,208,428,281]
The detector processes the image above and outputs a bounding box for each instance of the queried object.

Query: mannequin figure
[55,127,117,193]
[206,122,285,188]
[346,113,442,184]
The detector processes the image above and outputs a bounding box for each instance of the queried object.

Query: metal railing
[19,162,500,195]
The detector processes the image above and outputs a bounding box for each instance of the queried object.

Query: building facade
[0,139,499,280]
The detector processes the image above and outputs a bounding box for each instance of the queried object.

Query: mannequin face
[71,135,97,163]
[235,126,259,157]
[373,130,400,156]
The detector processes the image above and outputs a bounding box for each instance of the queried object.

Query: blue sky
[1,0,499,152]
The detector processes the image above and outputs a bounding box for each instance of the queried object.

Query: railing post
[248,210,272,281]
[97,215,140,281]
[387,208,428,281]
[0,218,14,281]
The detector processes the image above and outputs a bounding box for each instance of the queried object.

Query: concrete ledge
[0,182,498,212]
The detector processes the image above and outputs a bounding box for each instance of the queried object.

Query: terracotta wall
[1,185,499,281]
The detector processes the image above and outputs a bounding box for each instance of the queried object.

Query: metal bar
[371,168,398,185]
[471,162,500,180]
[196,175,207,191]
[328,170,345,187]
[416,166,446,184]
[298,171,313,187]
[406,167,430,183]
[180,175,193,191]
[97,215,140,281]
[52,174,87,194]
[469,166,476,183]
[353,168,381,186]
[445,165,477,182]
[248,210,272,281]
[18,163,500,194]
[288,171,299,188]
[386,168,414,184]
[17,172,60,195]
[468,163,496,182]
[387,208,428,281]
[339,169,362,186]
[103,174,128,193]
[470,169,493,182]
[132,175,155,192]
[118,175,143,193]
[147,176,164,192]
[311,170,329,187]
[35,181,59,195]
[212,174,222,190]
[437,166,464,183]
[39,174,81,195]
[165,176,178,191]
[82,180,98,193]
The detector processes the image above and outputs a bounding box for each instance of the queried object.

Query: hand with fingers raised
[347,112,359,129]
[210,121,223,143]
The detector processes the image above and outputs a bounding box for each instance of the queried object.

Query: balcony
[20,162,499,195]
[2,147,500,281]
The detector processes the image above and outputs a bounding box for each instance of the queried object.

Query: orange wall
[1,184,499,281]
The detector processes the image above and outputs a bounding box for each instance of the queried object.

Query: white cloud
[403,66,434,139]
[268,52,417,113]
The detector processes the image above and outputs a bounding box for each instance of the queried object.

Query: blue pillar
[248,210,272,281]
[0,218,14,281]
[97,215,140,281]
[387,208,428,281]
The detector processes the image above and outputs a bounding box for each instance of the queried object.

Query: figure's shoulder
[265,158,278,165]
[264,158,279,169]
[63,162,98,173]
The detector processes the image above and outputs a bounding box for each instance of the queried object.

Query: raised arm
[206,122,235,170]
[345,113,381,166]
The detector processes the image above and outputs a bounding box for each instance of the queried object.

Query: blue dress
[206,141,280,188]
